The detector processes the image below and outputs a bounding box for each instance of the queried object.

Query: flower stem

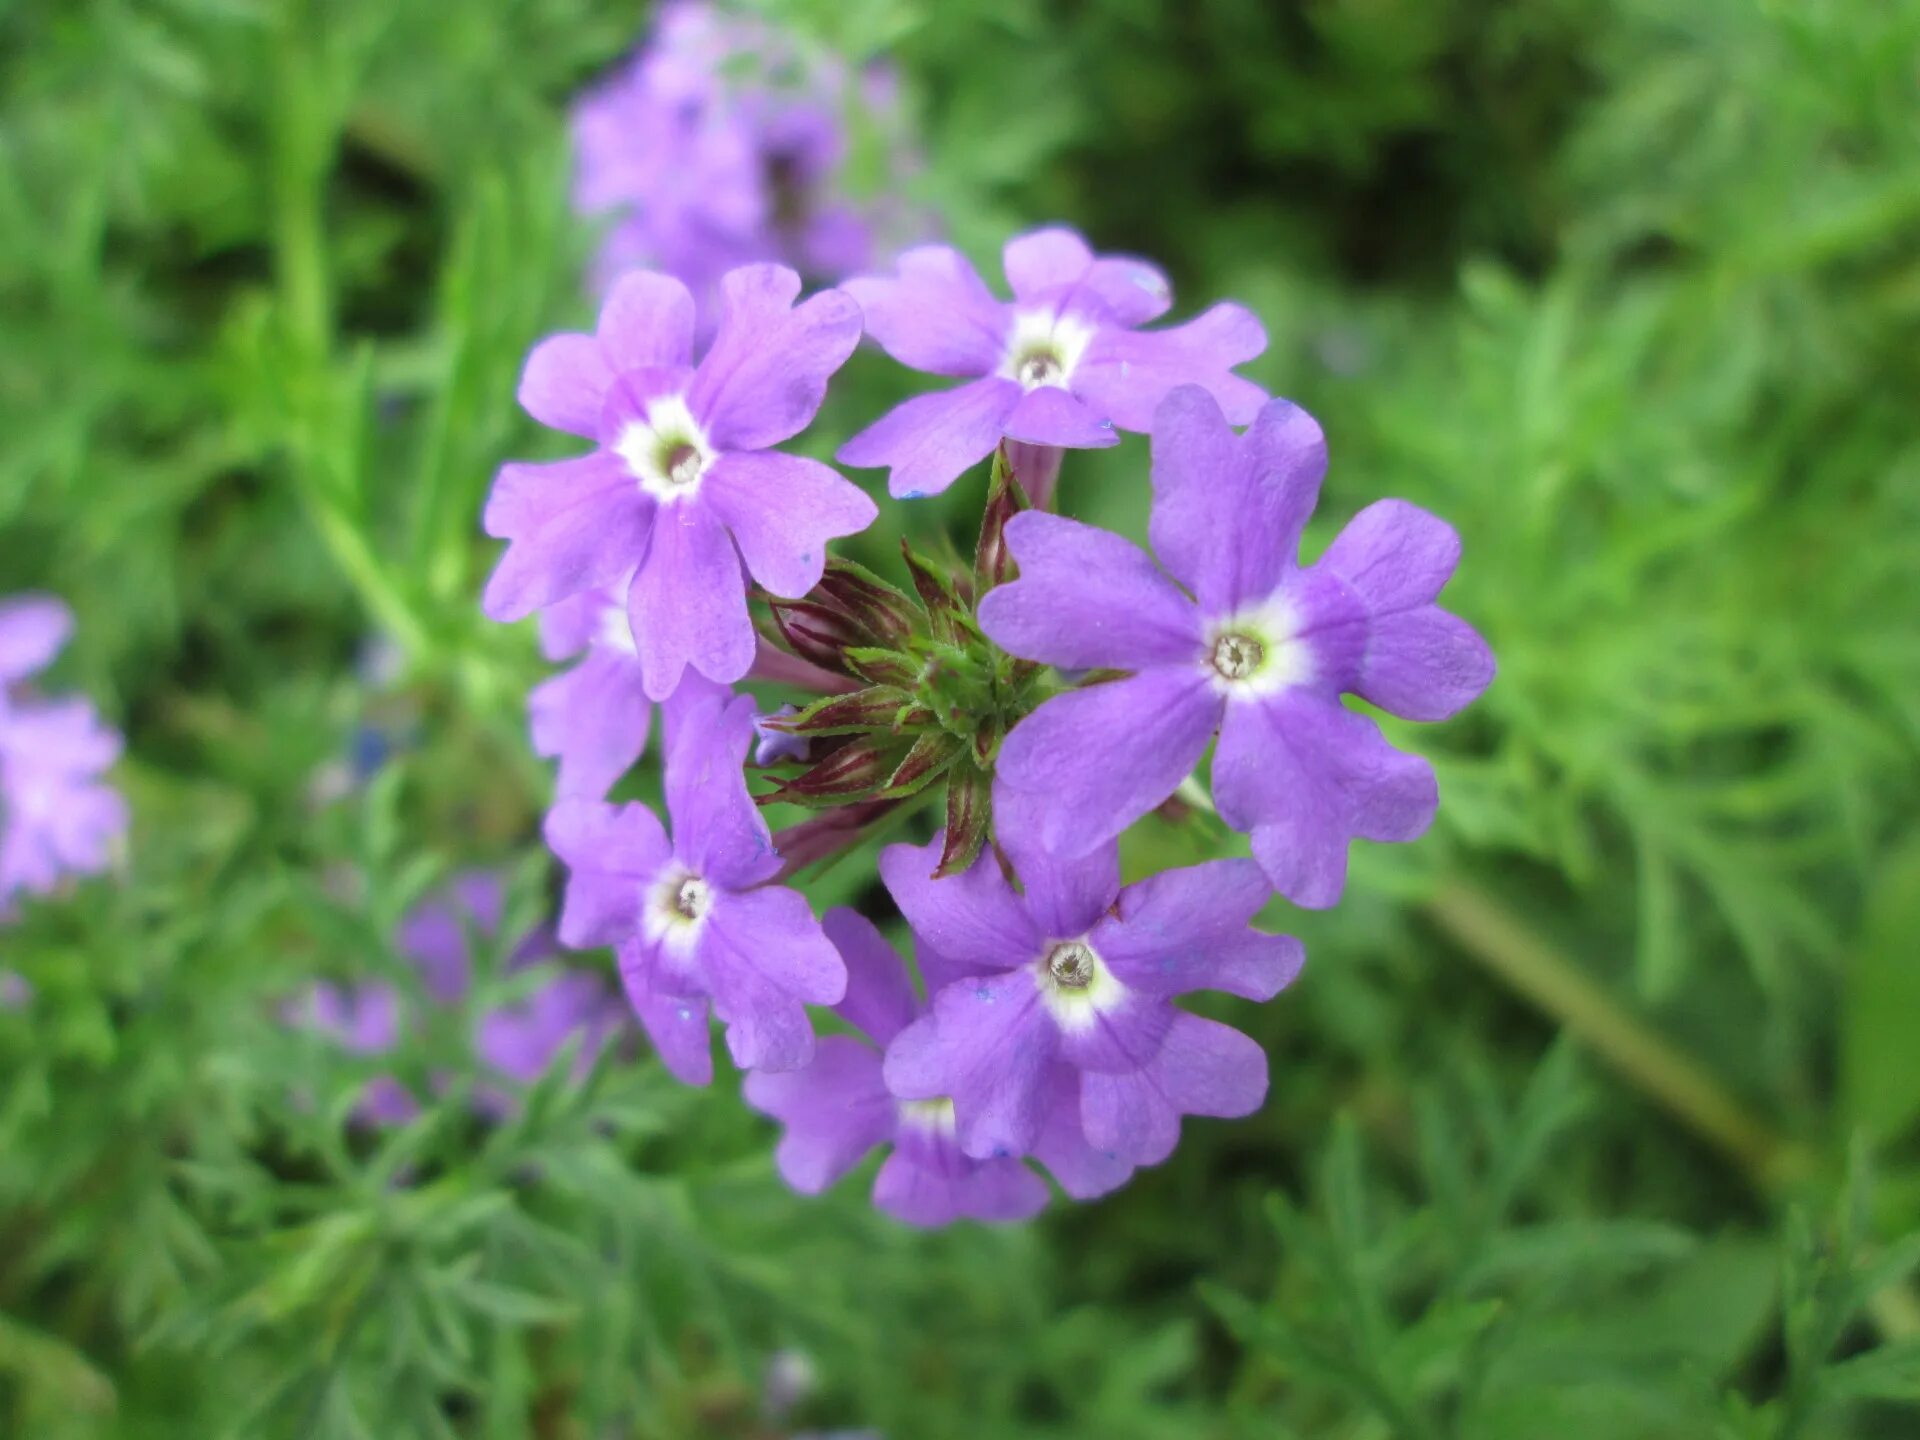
[1423,879,1811,1189]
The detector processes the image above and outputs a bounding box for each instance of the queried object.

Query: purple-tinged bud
[974,446,1032,596]
[934,765,992,878]
[761,736,908,806]
[771,686,915,738]
[874,732,962,801]
[815,558,918,647]
[843,646,920,690]
[767,598,872,675]
[900,541,967,645]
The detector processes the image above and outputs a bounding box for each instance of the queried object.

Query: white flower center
[1001,309,1094,391]
[614,394,716,501]
[1202,597,1314,698]
[897,1097,958,1133]
[1035,937,1125,1031]
[644,865,714,954]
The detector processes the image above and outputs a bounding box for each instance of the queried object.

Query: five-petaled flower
[981,385,1496,907]
[743,908,1053,1226]
[877,817,1302,1168]
[0,594,127,915]
[483,264,875,700]
[545,686,847,1079]
[836,227,1267,498]
[287,873,628,1124]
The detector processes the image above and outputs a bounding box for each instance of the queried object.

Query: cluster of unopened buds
[484,224,1495,1226]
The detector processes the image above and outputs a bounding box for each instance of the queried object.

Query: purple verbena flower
[0,594,127,914]
[836,227,1267,499]
[980,387,1496,907]
[545,687,846,1080]
[288,873,626,1124]
[877,822,1301,1170]
[572,2,922,328]
[744,908,1050,1227]
[482,264,873,699]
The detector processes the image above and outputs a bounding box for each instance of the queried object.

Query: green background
[2,0,1919,1435]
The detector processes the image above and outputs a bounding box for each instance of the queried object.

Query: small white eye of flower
[615,394,717,501]
[1202,597,1315,698]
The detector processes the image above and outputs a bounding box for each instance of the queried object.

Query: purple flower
[545,687,846,1081]
[877,823,1301,1169]
[0,594,127,913]
[980,387,1496,907]
[288,873,627,1124]
[571,3,921,328]
[836,227,1267,499]
[744,908,1050,1227]
[530,582,652,799]
[482,264,873,700]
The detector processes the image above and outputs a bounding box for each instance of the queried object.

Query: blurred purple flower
[545,687,845,1081]
[980,387,1495,907]
[744,908,1050,1227]
[572,1,924,330]
[837,227,1267,498]
[0,594,127,915]
[876,820,1301,1170]
[482,264,872,700]
[287,872,627,1123]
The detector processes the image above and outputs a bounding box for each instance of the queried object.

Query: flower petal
[873,1147,1050,1227]
[0,595,72,682]
[1002,227,1094,300]
[977,512,1202,670]
[1316,499,1462,615]
[663,691,777,887]
[824,908,919,1047]
[1004,385,1119,449]
[1055,990,1176,1076]
[1080,1013,1266,1165]
[707,885,847,1007]
[1072,302,1268,432]
[880,836,1040,975]
[842,245,1008,377]
[544,799,672,947]
[1149,388,1326,613]
[627,500,754,699]
[995,790,1121,939]
[518,333,614,437]
[1069,257,1174,326]
[702,451,877,599]
[482,455,654,622]
[596,270,698,373]
[1213,692,1437,908]
[1356,605,1495,722]
[529,649,652,800]
[995,670,1221,859]
[836,377,1021,499]
[743,1035,894,1192]
[882,971,1056,1159]
[687,266,862,450]
[1097,859,1302,1000]
[1030,1065,1135,1199]
[618,942,714,1085]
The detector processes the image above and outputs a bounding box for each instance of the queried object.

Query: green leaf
[1842,831,1920,1141]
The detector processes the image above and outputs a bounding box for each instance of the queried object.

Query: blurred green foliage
[2,0,1918,1435]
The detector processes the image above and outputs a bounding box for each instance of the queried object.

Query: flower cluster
[572,1,924,329]
[288,873,627,1123]
[488,221,1493,1224]
[0,594,127,921]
